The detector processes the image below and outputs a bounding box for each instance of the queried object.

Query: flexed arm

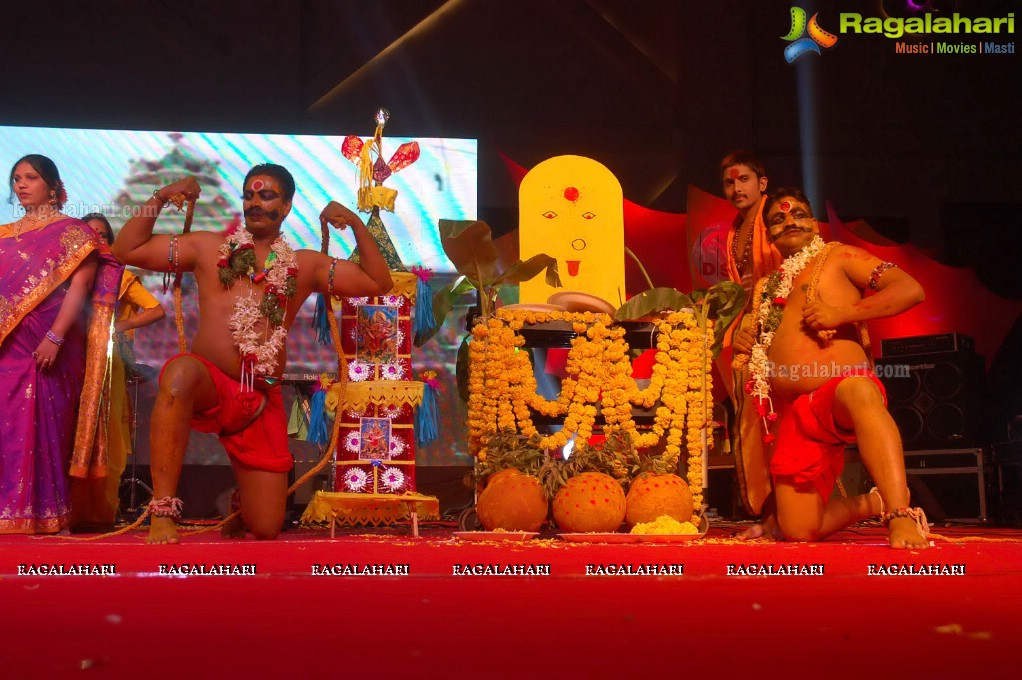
[318,201,394,296]
[802,245,925,330]
[112,177,202,272]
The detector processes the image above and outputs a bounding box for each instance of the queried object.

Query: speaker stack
[876,333,984,451]
[875,333,990,522]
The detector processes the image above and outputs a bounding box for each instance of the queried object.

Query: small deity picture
[358,417,392,461]
[355,304,399,365]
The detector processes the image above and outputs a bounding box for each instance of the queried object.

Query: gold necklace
[13,210,59,241]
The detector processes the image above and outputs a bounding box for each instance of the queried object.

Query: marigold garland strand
[467,309,713,490]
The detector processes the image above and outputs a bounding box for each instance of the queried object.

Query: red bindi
[728,168,740,179]
[778,200,791,211]
[252,180,265,191]
[563,186,580,202]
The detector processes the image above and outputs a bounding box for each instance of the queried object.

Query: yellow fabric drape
[326,380,424,412]
[300,490,440,527]
[386,271,419,302]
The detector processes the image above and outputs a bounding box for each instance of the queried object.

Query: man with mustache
[113,164,393,544]
[717,151,783,534]
[732,187,929,549]
[720,150,782,295]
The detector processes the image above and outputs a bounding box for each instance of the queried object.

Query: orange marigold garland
[684,318,714,520]
[467,309,714,491]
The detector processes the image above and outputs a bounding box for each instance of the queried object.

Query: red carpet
[2,525,1021,679]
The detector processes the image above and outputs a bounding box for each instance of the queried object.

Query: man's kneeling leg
[231,459,288,540]
[146,356,218,545]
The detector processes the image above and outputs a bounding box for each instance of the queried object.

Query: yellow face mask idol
[518,155,625,307]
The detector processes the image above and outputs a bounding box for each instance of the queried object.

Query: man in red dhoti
[733,187,928,549]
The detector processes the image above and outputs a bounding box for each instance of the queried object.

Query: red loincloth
[770,371,886,500]
[160,353,293,473]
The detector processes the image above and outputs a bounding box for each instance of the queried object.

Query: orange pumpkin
[625,473,693,528]
[476,470,548,531]
[552,472,626,533]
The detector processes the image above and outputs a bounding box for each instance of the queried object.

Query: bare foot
[888,516,929,550]
[220,513,246,539]
[146,516,180,545]
[738,514,784,541]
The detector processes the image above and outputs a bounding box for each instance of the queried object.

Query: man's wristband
[152,189,169,207]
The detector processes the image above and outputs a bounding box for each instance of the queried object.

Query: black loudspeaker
[876,350,985,451]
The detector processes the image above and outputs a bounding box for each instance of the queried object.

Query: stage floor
[2,523,1021,679]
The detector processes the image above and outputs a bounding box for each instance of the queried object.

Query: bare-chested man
[113,164,393,544]
[733,187,929,549]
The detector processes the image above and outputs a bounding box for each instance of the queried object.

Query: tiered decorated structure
[301,110,439,533]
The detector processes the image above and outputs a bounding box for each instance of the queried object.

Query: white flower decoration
[381,404,403,420]
[348,361,371,382]
[344,431,361,454]
[380,363,405,380]
[346,296,370,307]
[380,466,406,492]
[382,295,403,306]
[388,435,406,457]
[343,468,368,492]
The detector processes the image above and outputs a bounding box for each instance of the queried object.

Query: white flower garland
[221,230,298,381]
[746,235,826,434]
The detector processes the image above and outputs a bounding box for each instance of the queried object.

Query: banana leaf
[415,275,477,348]
[613,287,694,321]
[491,253,562,289]
[613,281,745,359]
[438,219,500,286]
[690,281,745,358]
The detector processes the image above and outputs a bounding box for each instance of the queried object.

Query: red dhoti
[770,372,886,500]
[161,353,292,473]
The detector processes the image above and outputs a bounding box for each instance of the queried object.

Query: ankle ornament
[149,496,184,519]
[881,506,930,537]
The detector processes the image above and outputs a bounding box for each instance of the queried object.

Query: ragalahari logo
[782,7,839,62]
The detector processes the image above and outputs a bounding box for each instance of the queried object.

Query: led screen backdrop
[1,126,477,464]
[0,125,476,268]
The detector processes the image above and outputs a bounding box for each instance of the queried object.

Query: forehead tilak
[247,176,281,193]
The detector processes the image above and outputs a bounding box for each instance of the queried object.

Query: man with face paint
[732,187,928,549]
[114,164,393,544]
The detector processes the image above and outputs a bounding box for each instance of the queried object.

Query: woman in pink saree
[0,154,120,533]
